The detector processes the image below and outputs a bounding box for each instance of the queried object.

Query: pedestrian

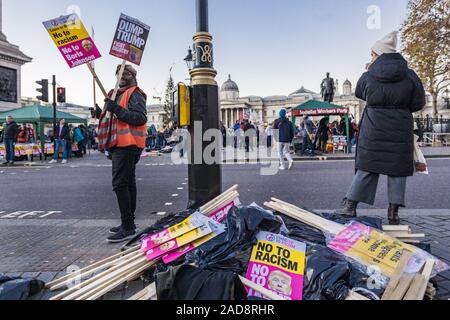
[49,119,70,164]
[274,109,294,170]
[302,116,316,157]
[220,121,227,148]
[73,126,86,157]
[233,121,240,149]
[1,116,20,166]
[256,125,260,148]
[266,124,273,150]
[338,31,426,225]
[94,64,148,243]
[16,125,29,144]
[316,116,330,153]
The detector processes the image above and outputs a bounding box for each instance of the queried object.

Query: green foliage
[401,0,450,115]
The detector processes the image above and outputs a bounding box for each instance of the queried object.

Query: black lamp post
[187,0,222,209]
[444,88,450,110]
[184,47,194,71]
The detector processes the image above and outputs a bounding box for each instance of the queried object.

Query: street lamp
[187,0,222,209]
[184,47,194,71]
[445,88,450,109]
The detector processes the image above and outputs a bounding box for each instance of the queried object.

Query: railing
[415,116,450,134]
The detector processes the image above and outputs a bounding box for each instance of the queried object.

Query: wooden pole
[111,60,127,101]
[86,62,108,99]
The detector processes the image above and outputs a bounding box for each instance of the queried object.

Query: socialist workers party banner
[43,14,101,68]
[245,232,306,300]
[110,13,151,65]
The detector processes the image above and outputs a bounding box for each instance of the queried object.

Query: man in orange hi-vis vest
[99,64,148,243]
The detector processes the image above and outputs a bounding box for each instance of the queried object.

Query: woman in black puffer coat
[340,31,426,225]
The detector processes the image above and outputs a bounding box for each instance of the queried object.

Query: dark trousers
[302,135,315,156]
[112,148,142,231]
[4,139,15,162]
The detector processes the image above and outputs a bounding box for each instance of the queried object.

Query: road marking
[165,203,173,206]
[157,212,166,216]
[177,187,183,190]
[0,211,62,219]
[182,182,187,185]
[172,194,178,197]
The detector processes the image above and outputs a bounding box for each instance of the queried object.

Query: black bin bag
[0,274,44,300]
[186,205,283,274]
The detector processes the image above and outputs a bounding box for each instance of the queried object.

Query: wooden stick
[239,276,288,301]
[46,245,139,289]
[382,226,411,232]
[49,250,142,292]
[50,252,144,300]
[200,185,238,211]
[389,274,415,300]
[111,60,126,101]
[409,259,435,300]
[403,274,427,300]
[61,256,148,300]
[81,261,155,301]
[381,252,412,300]
[128,283,157,301]
[202,192,239,216]
[386,233,426,239]
[86,62,108,98]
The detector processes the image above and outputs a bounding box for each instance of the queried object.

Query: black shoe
[388,204,401,225]
[109,225,136,234]
[337,198,359,218]
[107,229,136,243]
[1,161,9,166]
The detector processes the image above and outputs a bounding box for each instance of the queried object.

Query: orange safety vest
[116,86,147,149]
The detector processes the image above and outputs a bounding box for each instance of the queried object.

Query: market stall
[287,100,352,154]
[0,105,87,160]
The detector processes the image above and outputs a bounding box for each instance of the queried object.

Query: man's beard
[119,78,137,88]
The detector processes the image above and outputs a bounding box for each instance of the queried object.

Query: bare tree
[401,0,450,117]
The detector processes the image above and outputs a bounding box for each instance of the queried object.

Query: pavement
[1,150,450,300]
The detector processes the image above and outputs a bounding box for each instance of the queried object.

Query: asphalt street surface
[1,155,449,220]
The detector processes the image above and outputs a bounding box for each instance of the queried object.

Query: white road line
[172,194,178,197]
[157,212,166,216]
[177,187,183,190]
[165,203,173,206]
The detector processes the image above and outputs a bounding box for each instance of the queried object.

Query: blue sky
[4,0,408,106]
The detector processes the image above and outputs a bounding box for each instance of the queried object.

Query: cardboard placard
[245,232,306,300]
[43,14,101,68]
[328,222,425,276]
[140,212,206,253]
[146,220,219,261]
[109,13,150,65]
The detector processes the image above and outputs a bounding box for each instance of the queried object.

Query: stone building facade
[0,0,32,112]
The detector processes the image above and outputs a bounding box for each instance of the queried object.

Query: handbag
[413,135,428,175]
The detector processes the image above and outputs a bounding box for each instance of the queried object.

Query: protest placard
[110,13,150,66]
[43,14,101,69]
[245,232,306,300]
[140,212,207,253]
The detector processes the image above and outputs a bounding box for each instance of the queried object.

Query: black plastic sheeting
[156,265,247,300]
[0,274,44,300]
[185,205,283,274]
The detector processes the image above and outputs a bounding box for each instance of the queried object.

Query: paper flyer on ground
[109,13,150,65]
[141,212,207,253]
[146,220,220,261]
[245,232,306,300]
[162,222,226,264]
[43,14,101,68]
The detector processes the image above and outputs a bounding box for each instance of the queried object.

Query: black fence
[415,116,450,134]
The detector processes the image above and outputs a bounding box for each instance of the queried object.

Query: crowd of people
[0,115,97,166]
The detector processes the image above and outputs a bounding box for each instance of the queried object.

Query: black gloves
[104,99,121,114]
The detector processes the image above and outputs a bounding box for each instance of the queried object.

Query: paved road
[1,155,449,221]
[1,153,449,300]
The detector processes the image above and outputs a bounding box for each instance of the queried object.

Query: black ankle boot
[388,204,401,225]
[337,198,359,218]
